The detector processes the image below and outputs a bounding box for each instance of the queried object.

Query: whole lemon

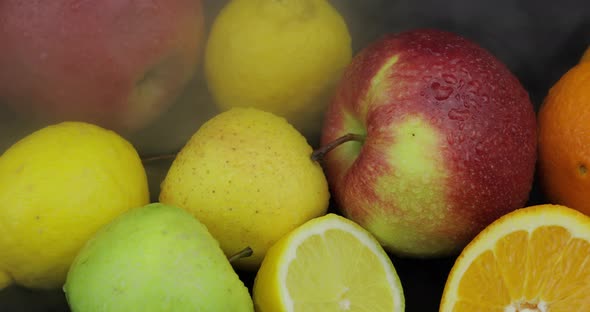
[0,121,149,290]
[204,0,352,138]
[159,107,330,270]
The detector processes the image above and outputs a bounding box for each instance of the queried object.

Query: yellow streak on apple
[368,116,453,256]
[359,55,399,118]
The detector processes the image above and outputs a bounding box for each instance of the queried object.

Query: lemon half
[253,213,405,311]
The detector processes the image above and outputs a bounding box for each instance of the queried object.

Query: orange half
[440,204,590,311]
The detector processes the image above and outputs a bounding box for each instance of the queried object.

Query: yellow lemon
[159,107,330,270]
[252,213,405,311]
[0,121,149,290]
[440,204,590,311]
[204,0,353,138]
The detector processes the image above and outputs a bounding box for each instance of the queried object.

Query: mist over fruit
[0,0,205,132]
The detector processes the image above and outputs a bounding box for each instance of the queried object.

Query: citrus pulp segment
[253,213,405,312]
[440,204,590,311]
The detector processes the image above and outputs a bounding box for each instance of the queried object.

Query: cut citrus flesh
[252,213,405,312]
[440,204,590,312]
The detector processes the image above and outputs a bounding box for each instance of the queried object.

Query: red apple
[314,28,537,258]
[0,0,205,132]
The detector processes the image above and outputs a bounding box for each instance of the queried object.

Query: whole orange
[581,46,590,63]
[538,61,590,215]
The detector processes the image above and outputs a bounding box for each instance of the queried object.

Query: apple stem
[311,133,365,162]
[228,247,253,263]
[140,153,177,164]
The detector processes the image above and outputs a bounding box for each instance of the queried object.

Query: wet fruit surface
[319,28,537,257]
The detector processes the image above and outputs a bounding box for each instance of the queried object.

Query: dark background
[1,0,589,311]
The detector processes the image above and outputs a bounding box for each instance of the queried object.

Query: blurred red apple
[0,0,205,132]
[314,28,537,258]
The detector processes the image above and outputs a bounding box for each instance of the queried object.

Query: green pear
[63,203,254,312]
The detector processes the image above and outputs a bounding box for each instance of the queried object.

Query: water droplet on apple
[421,173,432,184]
[463,98,478,109]
[447,133,454,145]
[447,108,471,121]
[475,142,486,156]
[457,134,465,144]
[459,67,472,80]
[431,82,454,101]
[467,80,481,93]
[442,74,457,84]
[429,116,441,125]
[463,97,471,108]
[70,1,81,11]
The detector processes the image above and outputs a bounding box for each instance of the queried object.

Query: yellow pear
[159,107,330,270]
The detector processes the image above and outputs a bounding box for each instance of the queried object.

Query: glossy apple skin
[0,0,204,132]
[320,28,537,257]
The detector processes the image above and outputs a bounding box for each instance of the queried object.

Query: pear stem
[311,133,365,162]
[228,247,253,263]
[140,153,177,164]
